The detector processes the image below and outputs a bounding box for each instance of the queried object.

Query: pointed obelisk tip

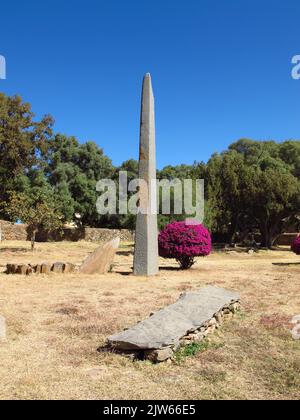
[144,72,151,79]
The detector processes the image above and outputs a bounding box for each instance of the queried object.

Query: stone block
[52,262,65,273]
[63,263,76,273]
[41,263,51,274]
[17,264,29,275]
[79,237,120,275]
[107,286,240,352]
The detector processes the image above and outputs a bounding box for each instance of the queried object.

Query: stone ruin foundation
[6,262,77,275]
[145,301,240,363]
[5,238,120,276]
[105,286,241,363]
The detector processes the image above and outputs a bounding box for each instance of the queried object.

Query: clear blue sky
[0,0,299,168]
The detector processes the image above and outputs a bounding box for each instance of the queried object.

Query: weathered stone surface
[6,264,12,274]
[52,262,65,273]
[26,266,34,275]
[291,316,300,340]
[79,237,120,275]
[0,315,6,341]
[63,263,76,274]
[12,264,18,274]
[0,219,134,242]
[17,264,29,275]
[35,264,42,274]
[133,73,159,276]
[144,347,173,363]
[41,263,51,274]
[7,261,77,275]
[108,286,240,350]
[215,312,223,324]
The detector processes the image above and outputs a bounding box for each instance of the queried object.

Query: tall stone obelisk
[133,73,159,276]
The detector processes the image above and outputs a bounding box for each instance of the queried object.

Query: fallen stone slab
[79,237,120,275]
[106,286,240,362]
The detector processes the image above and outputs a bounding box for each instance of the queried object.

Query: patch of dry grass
[0,240,299,400]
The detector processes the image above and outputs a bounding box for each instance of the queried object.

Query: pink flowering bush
[158,221,212,270]
[291,235,300,255]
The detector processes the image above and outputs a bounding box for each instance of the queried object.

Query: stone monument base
[105,286,241,363]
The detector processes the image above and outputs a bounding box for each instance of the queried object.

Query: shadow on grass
[0,247,31,253]
[272,262,300,266]
[159,266,181,271]
[114,271,133,276]
[114,266,181,274]
[116,251,133,257]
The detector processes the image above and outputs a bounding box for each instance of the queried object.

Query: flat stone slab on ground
[107,286,240,351]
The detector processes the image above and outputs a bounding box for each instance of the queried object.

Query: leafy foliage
[291,236,300,255]
[1,92,300,247]
[4,190,63,249]
[0,93,53,219]
[174,341,224,363]
[206,139,300,247]
[158,221,211,269]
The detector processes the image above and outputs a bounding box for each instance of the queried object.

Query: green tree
[206,151,248,244]
[0,93,53,218]
[245,165,300,248]
[45,134,115,226]
[4,190,63,250]
[208,139,300,247]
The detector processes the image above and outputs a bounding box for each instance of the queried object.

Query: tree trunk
[260,222,276,249]
[31,230,36,251]
[227,216,238,246]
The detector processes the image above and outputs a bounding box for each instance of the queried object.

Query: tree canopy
[0,92,299,248]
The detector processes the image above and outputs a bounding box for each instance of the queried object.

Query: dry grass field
[0,240,299,400]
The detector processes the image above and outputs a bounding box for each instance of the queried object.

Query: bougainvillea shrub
[291,235,300,255]
[158,221,212,269]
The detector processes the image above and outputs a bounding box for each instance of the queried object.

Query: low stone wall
[145,302,241,363]
[0,219,296,246]
[84,228,134,243]
[6,262,77,275]
[0,220,134,243]
[0,221,28,241]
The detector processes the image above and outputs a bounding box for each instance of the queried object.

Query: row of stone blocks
[146,302,240,363]
[6,262,77,275]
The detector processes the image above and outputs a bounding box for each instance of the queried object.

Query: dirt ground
[0,240,299,400]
